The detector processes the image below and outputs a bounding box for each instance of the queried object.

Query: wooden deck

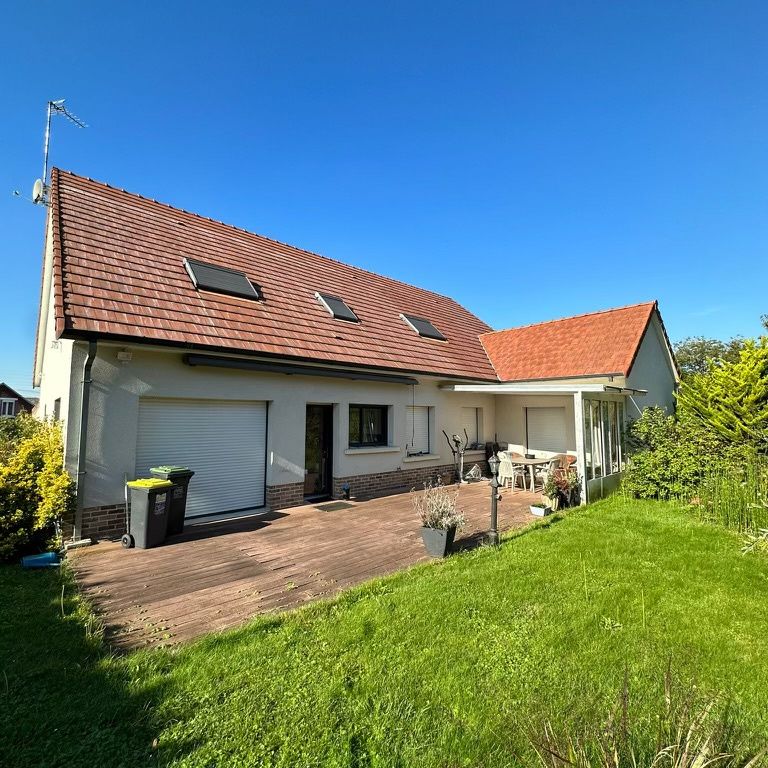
[69,482,538,649]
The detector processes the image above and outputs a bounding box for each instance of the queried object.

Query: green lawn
[2,498,767,767]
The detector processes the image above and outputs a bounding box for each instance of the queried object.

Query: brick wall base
[77,504,126,541]
[74,462,491,540]
[333,459,489,500]
[265,482,305,511]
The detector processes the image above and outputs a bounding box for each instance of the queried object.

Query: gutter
[73,340,97,541]
[183,353,421,385]
[58,330,498,385]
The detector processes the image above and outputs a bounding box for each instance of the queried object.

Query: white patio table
[498,454,550,492]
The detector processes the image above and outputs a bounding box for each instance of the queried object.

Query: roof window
[400,313,446,341]
[184,258,262,300]
[316,292,359,323]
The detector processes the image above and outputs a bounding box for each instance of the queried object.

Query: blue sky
[2,2,767,396]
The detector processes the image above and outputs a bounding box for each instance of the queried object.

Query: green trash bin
[149,466,195,536]
[124,479,173,549]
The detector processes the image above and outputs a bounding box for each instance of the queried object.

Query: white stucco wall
[71,344,496,509]
[492,394,577,456]
[625,314,678,417]
[36,253,75,451]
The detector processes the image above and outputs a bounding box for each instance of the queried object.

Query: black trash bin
[124,479,173,549]
[150,466,195,535]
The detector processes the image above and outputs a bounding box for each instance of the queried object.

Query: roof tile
[480,302,658,381]
[50,169,497,380]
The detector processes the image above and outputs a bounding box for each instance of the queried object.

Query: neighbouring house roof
[480,302,671,382]
[48,169,498,381]
[0,383,34,409]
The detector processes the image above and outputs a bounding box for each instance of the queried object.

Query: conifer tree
[676,337,768,451]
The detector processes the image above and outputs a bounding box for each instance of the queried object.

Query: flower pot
[530,505,549,517]
[420,526,456,557]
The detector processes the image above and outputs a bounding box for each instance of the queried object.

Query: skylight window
[400,313,446,341]
[316,292,359,323]
[184,258,262,301]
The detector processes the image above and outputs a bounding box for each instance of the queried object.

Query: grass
[695,456,768,533]
[2,497,768,767]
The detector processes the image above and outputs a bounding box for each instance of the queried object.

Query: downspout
[74,340,97,541]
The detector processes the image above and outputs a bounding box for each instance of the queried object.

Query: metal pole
[488,456,500,546]
[42,101,53,185]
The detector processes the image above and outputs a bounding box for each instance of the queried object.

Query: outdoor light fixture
[488,454,500,546]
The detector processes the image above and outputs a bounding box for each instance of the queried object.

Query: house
[0,383,35,418]
[34,170,678,540]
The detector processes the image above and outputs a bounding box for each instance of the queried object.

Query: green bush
[0,413,41,464]
[0,417,75,561]
[622,407,751,501]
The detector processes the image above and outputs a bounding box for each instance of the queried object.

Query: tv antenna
[33,99,87,205]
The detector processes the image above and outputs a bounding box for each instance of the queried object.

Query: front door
[304,404,333,499]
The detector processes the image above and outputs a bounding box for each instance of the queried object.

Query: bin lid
[150,465,190,473]
[127,478,173,489]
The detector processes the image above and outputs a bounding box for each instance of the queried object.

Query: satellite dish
[32,179,45,204]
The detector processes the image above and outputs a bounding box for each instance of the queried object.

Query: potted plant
[530,501,548,517]
[542,474,561,512]
[542,468,582,511]
[412,480,466,558]
[563,469,582,507]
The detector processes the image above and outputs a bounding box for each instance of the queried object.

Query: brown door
[304,404,333,499]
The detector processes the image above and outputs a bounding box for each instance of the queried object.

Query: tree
[673,336,745,377]
[676,338,768,451]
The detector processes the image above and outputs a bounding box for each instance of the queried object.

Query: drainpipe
[74,340,97,541]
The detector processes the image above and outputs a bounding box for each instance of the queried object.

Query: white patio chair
[498,451,528,491]
[533,455,565,491]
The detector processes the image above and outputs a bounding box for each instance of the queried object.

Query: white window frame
[0,399,15,418]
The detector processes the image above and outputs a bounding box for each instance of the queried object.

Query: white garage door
[135,398,267,519]
[526,407,567,453]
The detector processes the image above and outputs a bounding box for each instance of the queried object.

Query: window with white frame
[583,398,626,480]
[0,399,15,418]
[406,405,430,455]
[461,407,483,447]
[349,404,389,447]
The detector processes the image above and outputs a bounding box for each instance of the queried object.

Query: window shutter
[406,406,430,454]
[526,407,567,453]
[461,407,480,444]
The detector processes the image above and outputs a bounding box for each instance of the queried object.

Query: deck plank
[69,483,539,648]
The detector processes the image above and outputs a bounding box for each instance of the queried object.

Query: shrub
[0,418,75,560]
[412,480,465,530]
[622,407,750,501]
[0,413,41,464]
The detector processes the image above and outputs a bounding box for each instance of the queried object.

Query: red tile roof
[480,302,660,382]
[49,169,498,381]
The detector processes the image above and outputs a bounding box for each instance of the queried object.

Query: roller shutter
[526,407,567,453]
[406,406,430,455]
[135,398,267,518]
